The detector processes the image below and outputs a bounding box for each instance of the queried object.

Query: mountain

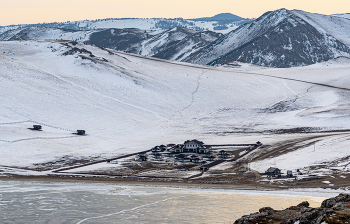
[2,40,350,172]
[0,26,223,63]
[332,13,350,20]
[186,9,350,67]
[1,9,350,68]
[191,13,245,21]
[137,27,223,60]
[0,14,251,35]
[152,29,223,61]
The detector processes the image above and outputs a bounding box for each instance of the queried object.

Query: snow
[250,134,350,174]
[187,9,292,64]
[292,10,350,46]
[332,13,350,20]
[1,40,350,170]
[136,169,201,178]
[0,18,243,35]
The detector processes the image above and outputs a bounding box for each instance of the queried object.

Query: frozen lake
[0,181,336,223]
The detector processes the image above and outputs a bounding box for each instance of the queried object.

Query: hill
[1,40,350,176]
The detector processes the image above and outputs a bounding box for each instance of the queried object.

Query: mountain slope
[152,30,223,61]
[1,40,350,169]
[138,27,222,59]
[185,9,350,67]
[0,26,222,62]
[0,14,250,35]
[192,13,245,21]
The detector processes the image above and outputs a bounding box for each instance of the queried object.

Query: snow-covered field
[250,134,350,174]
[1,40,350,173]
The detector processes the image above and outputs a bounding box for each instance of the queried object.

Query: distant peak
[191,13,246,21]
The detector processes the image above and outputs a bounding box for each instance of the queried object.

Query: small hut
[33,125,42,130]
[77,130,85,135]
[265,167,281,176]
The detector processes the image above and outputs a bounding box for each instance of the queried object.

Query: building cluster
[264,167,295,178]
[138,139,232,164]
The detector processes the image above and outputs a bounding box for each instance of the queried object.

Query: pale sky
[0,0,349,26]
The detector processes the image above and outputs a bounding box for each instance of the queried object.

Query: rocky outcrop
[234,193,350,224]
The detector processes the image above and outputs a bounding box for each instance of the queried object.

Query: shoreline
[0,174,346,195]
[0,174,273,190]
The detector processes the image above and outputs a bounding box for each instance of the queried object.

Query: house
[166,152,176,157]
[265,167,281,176]
[221,153,230,159]
[154,153,162,159]
[218,150,227,155]
[207,155,216,161]
[183,139,209,153]
[138,152,148,161]
[159,145,167,151]
[191,157,201,163]
[33,125,42,130]
[139,156,147,161]
[287,170,293,178]
[77,130,85,135]
[203,152,212,158]
[151,146,162,153]
[198,145,211,154]
[176,154,191,162]
[255,141,262,147]
[172,145,184,153]
[138,152,147,157]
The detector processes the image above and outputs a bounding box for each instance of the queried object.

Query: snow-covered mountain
[0,26,223,63]
[0,14,250,35]
[137,27,223,60]
[2,9,349,68]
[186,9,350,67]
[332,13,350,20]
[1,40,350,170]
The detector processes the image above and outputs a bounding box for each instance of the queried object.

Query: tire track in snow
[180,71,206,113]
[2,106,75,133]
[6,135,80,143]
[75,196,185,224]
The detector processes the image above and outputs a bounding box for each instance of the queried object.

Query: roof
[184,139,204,145]
[266,167,280,172]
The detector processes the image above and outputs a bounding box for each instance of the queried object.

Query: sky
[0,0,349,26]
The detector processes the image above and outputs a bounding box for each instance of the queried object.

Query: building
[221,153,230,159]
[218,150,227,155]
[138,152,147,157]
[154,153,162,159]
[287,170,293,178]
[265,167,281,176]
[172,145,184,153]
[176,154,191,162]
[207,155,216,161]
[183,139,209,153]
[191,157,201,163]
[33,125,42,130]
[77,130,85,135]
[139,156,147,161]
